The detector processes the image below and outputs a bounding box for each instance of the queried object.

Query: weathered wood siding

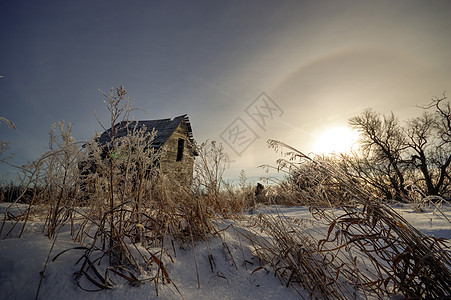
[159,123,194,185]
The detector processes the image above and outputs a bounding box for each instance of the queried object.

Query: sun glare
[313,126,359,155]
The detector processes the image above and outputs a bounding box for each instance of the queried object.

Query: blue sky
[1,0,451,181]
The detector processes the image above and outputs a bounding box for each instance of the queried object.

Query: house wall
[159,123,194,186]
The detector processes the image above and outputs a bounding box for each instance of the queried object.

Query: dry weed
[247,140,451,299]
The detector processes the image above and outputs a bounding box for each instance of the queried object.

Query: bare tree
[427,93,451,145]
[349,109,409,201]
[346,94,450,200]
[406,94,451,197]
[339,152,397,200]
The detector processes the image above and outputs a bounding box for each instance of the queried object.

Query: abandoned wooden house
[95,115,196,185]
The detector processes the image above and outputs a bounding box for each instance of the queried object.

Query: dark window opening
[176,138,184,161]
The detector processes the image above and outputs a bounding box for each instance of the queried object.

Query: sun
[313,126,359,155]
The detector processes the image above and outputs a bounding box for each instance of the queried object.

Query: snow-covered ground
[0,202,450,299]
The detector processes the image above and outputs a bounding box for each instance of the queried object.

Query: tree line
[340,94,450,201]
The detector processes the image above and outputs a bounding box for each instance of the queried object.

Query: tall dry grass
[243,139,451,299]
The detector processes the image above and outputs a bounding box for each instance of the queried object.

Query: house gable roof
[97,115,194,149]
